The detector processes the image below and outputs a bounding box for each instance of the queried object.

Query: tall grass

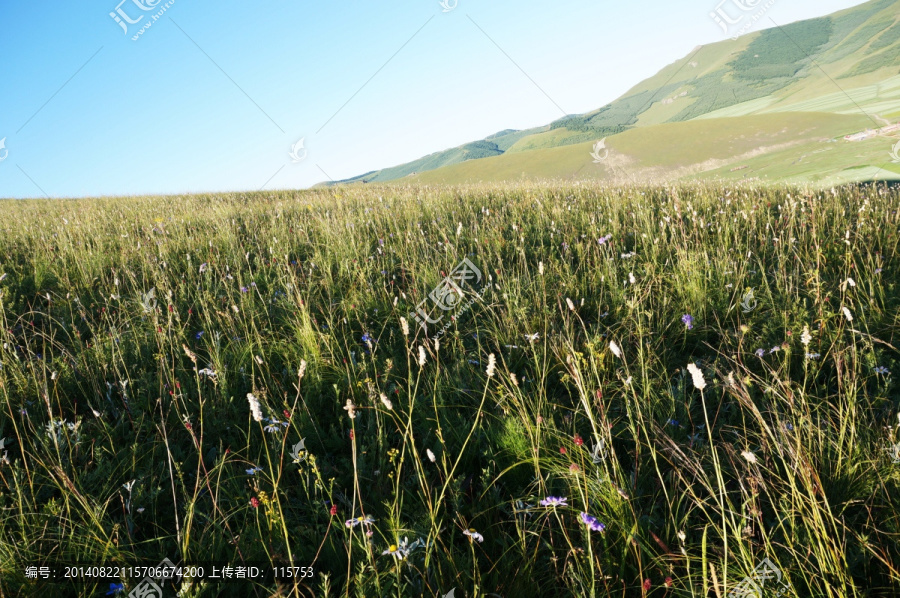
[0,181,898,597]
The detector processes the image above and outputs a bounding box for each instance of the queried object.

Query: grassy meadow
[1,182,899,597]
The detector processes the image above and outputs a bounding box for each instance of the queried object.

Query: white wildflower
[418,345,427,367]
[298,359,307,380]
[426,448,436,463]
[400,317,409,337]
[486,353,496,377]
[800,325,811,347]
[842,306,853,322]
[463,528,484,543]
[343,399,357,419]
[687,363,706,390]
[538,261,544,275]
[741,450,757,464]
[628,272,636,284]
[609,341,622,359]
[566,297,575,311]
[247,393,263,422]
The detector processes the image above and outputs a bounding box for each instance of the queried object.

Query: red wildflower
[574,434,584,446]
[250,497,260,508]
[643,579,651,591]
[665,577,673,588]
[349,430,355,440]
[329,505,338,516]
[283,409,292,420]
[559,447,567,455]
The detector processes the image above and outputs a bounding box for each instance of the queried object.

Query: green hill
[330,0,900,186]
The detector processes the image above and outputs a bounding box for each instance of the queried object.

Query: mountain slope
[330,0,900,186]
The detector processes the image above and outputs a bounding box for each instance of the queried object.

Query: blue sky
[0,0,868,198]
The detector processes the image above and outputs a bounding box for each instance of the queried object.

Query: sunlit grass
[0,181,898,597]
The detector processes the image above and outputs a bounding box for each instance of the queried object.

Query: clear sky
[0,0,869,199]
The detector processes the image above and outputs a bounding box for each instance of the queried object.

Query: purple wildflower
[579,512,606,532]
[681,314,694,330]
[540,496,568,507]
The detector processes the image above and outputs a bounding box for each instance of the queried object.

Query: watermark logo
[590,440,607,464]
[140,288,157,314]
[740,288,757,313]
[728,557,789,598]
[439,0,458,13]
[289,438,308,464]
[109,0,176,41]
[412,258,488,339]
[0,137,8,163]
[289,138,308,163]
[710,0,777,38]
[128,557,178,598]
[890,140,900,164]
[590,138,608,162]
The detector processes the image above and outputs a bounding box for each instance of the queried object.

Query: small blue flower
[666,418,679,427]
[106,583,125,595]
[580,512,606,532]
[681,314,694,330]
[785,422,794,431]
[755,348,765,358]
[195,331,204,339]
[361,333,374,343]
[805,353,821,360]
[240,286,249,293]
[246,467,263,475]
[874,366,890,375]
